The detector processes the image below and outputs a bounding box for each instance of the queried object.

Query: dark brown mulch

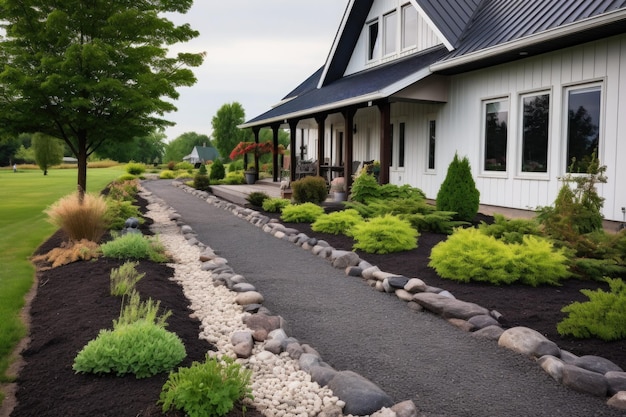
[8,194,625,417]
[9,196,264,417]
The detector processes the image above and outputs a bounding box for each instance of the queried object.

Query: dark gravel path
[142,179,621,417]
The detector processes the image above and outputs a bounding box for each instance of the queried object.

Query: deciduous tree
[0,0,204,195]
[32,133,64,175]
[212,102,250,160]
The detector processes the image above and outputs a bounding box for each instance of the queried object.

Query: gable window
[383,11,397,56]
[565,85,601,172]
[521,93,550,173]
[401,4,417,50]
[428,119,436,170]
[368,20,379,61]
[483,99,509,172]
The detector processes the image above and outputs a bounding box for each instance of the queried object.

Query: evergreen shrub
[436,153,480,222]
[193,173,210,191]
[478,214,542,244]
[125,162,146,176]
[105,199,143,230]
[281,202,325,223]
[349,172,380,203]
[557,278,626,341]
[209,159,226,180]
[311,209,364,235]
[246,191,269,207]
[159,170,176,179]
[291,176,328,204]
[351,214,418,254]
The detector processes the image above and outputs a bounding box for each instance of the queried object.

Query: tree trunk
[76,132,88,202]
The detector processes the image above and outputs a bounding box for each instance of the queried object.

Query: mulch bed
[6,192,625,417]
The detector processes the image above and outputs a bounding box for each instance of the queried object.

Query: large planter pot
[333,191,347,202]
[244,171,256,184]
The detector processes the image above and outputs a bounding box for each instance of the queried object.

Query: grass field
[0,166,123,404]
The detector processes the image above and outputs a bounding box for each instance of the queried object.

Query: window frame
[481,96,510,176]
[383,11,398,57]
[367,18,380,62]
[401,3,418,51]
[427,117,436,172]
[518,90,551,177]
[563,82,603,174]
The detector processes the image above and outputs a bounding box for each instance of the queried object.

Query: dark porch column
[287,120,298,182]
[343,108,356,191]
[271,123,281,182]
[252,127,260,180]
[315,114,326,180]
[377,100,391,184]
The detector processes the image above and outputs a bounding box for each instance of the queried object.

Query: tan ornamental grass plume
[45,191,109,242]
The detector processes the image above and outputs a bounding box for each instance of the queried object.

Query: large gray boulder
[327,371,394,416]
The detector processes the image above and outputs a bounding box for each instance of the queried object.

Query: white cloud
[164,1,349,141]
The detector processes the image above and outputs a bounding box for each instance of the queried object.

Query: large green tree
[212,102,250,160]
[163,131,211,163]
[0,0,203,194]
[32,133,64,175]
[96,130,166,164]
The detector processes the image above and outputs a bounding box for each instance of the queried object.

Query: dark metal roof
[415,0,482,47]
[445,0,626,60]
[244,46,447,126]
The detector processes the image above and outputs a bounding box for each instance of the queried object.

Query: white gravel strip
[144,197,345,417]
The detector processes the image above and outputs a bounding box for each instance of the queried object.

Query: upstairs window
[401,4,417,50]
[483,99,509,172]
[521,93,550,173]
[566,85,601,173]
[368,20,379,61]
[383,11,397,56]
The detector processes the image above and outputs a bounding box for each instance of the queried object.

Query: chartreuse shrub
[262,197,290,213]
[557,278,626,341]
[45,191,109,241]
[436,153,480,222]
[73,292,185,378]
[159,170,176,179]
[352,214,418,254]
[159,354,253,417]
[350,171,380,203]
[281,202,325,223]
[125,162,146,176]
[429,227,569,286]
[223,171,244,185]
[291,175,328,204]
[311,209,364,235]
[110,262,145,296]
[101,233,169,262]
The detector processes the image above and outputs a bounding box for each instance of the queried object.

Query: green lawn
[0,166,123,403]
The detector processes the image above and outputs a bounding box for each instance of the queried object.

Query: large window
[566,85,601,172]
[483,99,509,172]
[368,20,379,61]
[428,119,436,170]
[398,122,405,168]
[521,93,550,173]
[383,12,397,56]
[401,4,417,50]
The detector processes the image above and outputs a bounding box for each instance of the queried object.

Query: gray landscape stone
[404,278,427,293]
[390,400,418,417]
[232,282,256,292]
[572,355,624,375]
[327,370,395,416]
[498,327,561,358]
[331,251,360,269]
[562,364,608,397]
[243,314,282,341]
[298,353,322,372]
[441,298,489,320]
[234,291,264,306]
[538,355,565,382]
[607,391,626,410]
[231,331,254,358]
[468,314,499,329]
[309,365,338,387]
[395,289,414,302]
[361,265,381,280]
[412,292,449,315]
[447,318,474,332]
[471,325,505,341]
[387,276,410,289]
[606,372,626,394]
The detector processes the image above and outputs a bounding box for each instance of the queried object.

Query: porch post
[288,119,299,182]
[315,114,326,180]
[271,123,281,182]
[252,127,260,180]
[343,108,356,191]
[377,100,391,184]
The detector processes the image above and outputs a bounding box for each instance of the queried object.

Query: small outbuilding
[183,146,220,167]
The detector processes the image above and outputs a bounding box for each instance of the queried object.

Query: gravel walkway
[142,179,621,417]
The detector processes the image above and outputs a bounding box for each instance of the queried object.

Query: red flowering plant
[229,141,274,160]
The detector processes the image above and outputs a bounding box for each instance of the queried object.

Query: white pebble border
[143,193,348,417]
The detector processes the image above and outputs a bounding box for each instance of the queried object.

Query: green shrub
[174,161,194,172]
[228,159,243,172]
[175,171,193,180]
[159,355,253,417]
[429,227,569,286]
[159,170,176,179]
[402,211,467,234]
[45,192,109,242]
[125,162,146,176]
[281,202,325,223]
[572,258,626,280]
[262,198,291,213]
[105,199,143,230]
[101,234,169,262]
[110,262,145,296]
[291,176,328,204]
[222,171,244,185]
[436,153,480,222]
[378,183,425,200]
[193,173,211,191]
[311,209,364,235]
[557,278,626,341]
[114,291,172,329]
[107,179,139,201]
[478,214,542,244]
[117,173,138,181]
[246,191,269,207]
[73,320,185,378]
[349,172,381,203]
[352,214,418,254]
[209,159,226,180]
[198,163,208,175]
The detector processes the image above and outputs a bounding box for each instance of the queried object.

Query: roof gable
[194,146,219,161]
[412,0,482,48]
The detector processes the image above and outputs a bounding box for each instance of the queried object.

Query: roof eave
[430,8,626,72]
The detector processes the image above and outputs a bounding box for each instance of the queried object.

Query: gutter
[431,8,626,72]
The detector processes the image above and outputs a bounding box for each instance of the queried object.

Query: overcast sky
[164,1,349,142]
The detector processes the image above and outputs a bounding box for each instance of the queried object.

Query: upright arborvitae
[436,153,480,222]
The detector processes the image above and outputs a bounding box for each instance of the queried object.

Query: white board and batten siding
[426,34,626,222]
